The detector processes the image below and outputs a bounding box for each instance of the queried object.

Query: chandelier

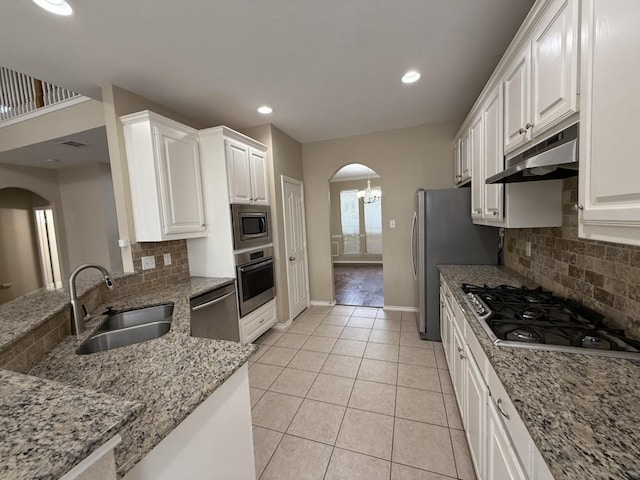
[357,178,381,204]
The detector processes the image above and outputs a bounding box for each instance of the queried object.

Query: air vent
[57,140,89,148]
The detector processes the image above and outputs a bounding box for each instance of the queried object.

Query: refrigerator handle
[410,211,418,280]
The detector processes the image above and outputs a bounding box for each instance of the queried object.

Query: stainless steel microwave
[230,204,272,250]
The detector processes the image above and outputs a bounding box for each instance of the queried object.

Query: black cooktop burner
[461,284,640,353]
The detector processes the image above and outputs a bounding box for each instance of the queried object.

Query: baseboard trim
[383,305,418,312]
[272,319,292,331]
[310,300,336,306]
[332,260,383,265]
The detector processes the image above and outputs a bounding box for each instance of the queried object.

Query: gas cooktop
[461,284,640,359]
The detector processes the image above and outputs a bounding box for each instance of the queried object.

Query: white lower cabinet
[239,299,276,345]
[439,275,555,480]
[487,397,528,480]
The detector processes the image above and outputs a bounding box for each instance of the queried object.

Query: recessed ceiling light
[257,106,273,114]
[402,70,421,84]
[45,158,60,163]
[32,0,74,16]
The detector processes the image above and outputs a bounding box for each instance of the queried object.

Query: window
[34,207,62,290]
[340,190,360,254]
[339,188,383,256]
[364,200,382,254]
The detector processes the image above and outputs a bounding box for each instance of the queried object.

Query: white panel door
[469,115,484,220]
[483,86,504,222]
[250,148,269,205]
[283,177,310,320]
[486,399,527,480]
[225,140,252,204]
[464,347,487,480]
[579,0,640,246]
[503,47,531,154]
[154,124,205,236]
[531,0,579,137]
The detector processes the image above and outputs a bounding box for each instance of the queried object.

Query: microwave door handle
[260,217,266,233]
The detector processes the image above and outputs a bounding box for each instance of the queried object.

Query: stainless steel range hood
[486,124,579,184]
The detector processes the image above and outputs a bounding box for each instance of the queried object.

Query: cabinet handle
[525,123,534,130]
[518,127,525,135]
[491,211,498,216]
[457,347,465,359]
[259,319,265,324]
[474,208,482,213]
[496,399,510,419]
[289,256,296,262]
[445,292,450,299]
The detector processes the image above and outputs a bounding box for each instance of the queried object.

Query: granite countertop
[0,271,135,353]
[19,276,254,478]
[438,265,640,480]
[0,369,141,480]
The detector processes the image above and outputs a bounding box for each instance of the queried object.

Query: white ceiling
[0,127,110,169]
[0,0,534,143]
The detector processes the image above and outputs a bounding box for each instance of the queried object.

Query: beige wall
[0,189,45,303]
[101,85,206,272]
[57,163,121,272]
[302,120,459,308]
[241,124,304,323]
[329,178,383,262]
[0,99,105,153]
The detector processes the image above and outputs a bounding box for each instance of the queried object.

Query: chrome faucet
[69,264,115,335]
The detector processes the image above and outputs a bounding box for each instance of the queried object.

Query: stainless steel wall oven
[235,246,275,317]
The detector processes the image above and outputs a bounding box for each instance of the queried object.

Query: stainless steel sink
[97,304,174,332]
[76,303,174,355]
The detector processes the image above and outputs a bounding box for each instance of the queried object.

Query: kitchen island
[439,265,640,480]
[2,276,255,479]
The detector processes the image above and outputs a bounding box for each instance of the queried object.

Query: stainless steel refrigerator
[411,188,500,341]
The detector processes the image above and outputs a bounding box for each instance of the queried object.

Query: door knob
[289,256,296,261]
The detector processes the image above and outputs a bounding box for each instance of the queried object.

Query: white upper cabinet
[503,47,532,154]
[121,111,206,242]
[226,139,269,205]
[578,0,640,247]
[453,138,462,185]
[531,0,579,135]
[469,113,484,219]
[456,134,471,186]
[504,0,579,156]
[249,149,269,205]
[225,140,252,204]
[483,86,504,222]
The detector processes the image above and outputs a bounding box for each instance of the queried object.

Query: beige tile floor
[248,305,477,480]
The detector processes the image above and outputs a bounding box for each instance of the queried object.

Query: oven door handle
[239,260,272,274]
[191,291,236,311]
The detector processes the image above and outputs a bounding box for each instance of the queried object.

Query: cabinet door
[154,124,205,236]
[454,138,462,184]
[460,134,471,183]
[451,323,466,417]
[483,86,504,222]
[469,115,484,220]
[486,399,527,480]
[503,47,531,154]
[579,0,640,247]
[531,0,579,137]
[225,140,252,204]
[465,347,487,480]
[250,149,269,205]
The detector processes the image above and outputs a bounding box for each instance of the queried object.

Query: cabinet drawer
[487,365,532,474]
[240,301,276,344]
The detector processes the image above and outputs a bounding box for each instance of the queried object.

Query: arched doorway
[329,164,383,307]
[0,187,62,303]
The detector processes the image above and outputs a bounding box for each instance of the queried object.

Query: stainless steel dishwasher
[190,283,240,342]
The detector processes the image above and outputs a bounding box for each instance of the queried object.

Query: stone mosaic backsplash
[504,178,640,338]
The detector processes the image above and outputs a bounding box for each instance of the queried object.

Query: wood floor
[333,264,383,307]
